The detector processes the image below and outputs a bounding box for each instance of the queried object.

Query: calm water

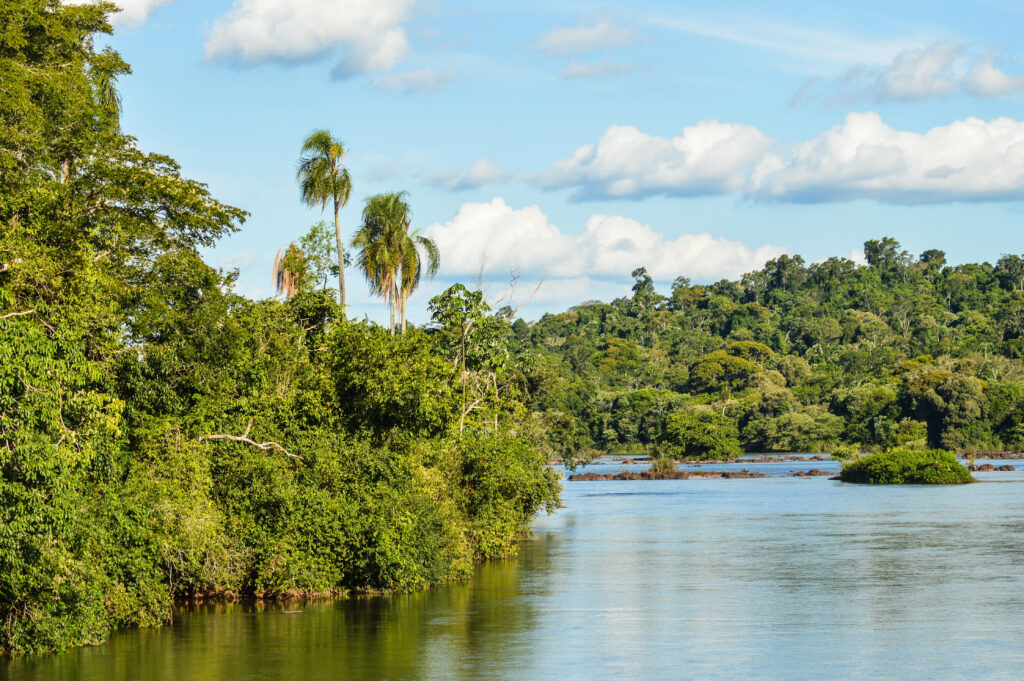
[5,459,1024,681]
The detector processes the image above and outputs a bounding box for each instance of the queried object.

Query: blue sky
[96,0,1024,321]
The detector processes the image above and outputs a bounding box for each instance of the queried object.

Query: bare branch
[508,278,544,321]
[487,267,519,308]
[0,309,36,320]
[459,396,489,434]
[201,419,304,461]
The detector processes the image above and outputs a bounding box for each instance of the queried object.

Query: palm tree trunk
[401,292,408,333]
[334,198,346,314]
[389,283,396,336]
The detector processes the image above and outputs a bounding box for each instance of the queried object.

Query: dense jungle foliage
[0,1,558,655]
[515,247,1024,462]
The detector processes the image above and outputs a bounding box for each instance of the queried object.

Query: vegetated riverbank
[0,3,562,656]
[6,474,1024,681]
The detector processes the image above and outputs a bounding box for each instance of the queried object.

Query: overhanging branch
[0,309,36,320]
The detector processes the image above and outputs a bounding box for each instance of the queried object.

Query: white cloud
[748,112,1024,204]
[536,21,636,56]
[797,44,1024,104]
[427,160,509,191]
[218,248,255,270]
[562,58,637,79]
[966,56,1024,96]
[847,248,868,266]
[541,114,1024,205]
[369,68,456,93]
[70,0,179,27]
[536,121,772,200]
[424,198,786,285]
[204,0,413,77]
[652,13,917,66]
[876,43,962,100]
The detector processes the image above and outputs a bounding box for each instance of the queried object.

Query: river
[5,459,1024,680]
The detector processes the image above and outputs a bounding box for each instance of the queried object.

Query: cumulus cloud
[427,160,509,191]
[536,21,637,56]
[204,0,413,77]
[966,57,1024,96]
[846,248,868,266]
[369,68,456,93]
[70,0,179,27]
[536,121,772,200]
[562,58,637,79]
[748,112,1024,204]
[424,198,786,283]
[796,44,1024,104]
[541,113,1024,204]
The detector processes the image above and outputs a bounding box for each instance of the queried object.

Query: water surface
[5,460,1023,681]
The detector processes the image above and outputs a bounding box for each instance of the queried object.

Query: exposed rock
[567,469,768,481]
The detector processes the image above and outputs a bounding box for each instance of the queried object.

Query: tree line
[514,245,1024,462]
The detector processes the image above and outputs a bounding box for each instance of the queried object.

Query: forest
[0,1,558,655]
[516,246,1024,461]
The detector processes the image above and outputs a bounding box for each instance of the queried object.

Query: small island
[838,450,974,484]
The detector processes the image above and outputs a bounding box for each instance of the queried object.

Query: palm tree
[297,129,351,313]
[272,243,309,298]
[397,223,440,332]
[353,192,409,335]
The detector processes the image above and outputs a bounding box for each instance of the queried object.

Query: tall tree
[353,192,409,335]
[398,222,440,332]
[297,130,351,312]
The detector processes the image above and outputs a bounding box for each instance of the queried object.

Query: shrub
[649,454,676,475]
[839,449,973,484]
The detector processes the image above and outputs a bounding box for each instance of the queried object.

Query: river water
[5,459,1024,681]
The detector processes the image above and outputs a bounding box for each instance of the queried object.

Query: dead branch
[0,309,36,320]
[508,279,544,321]
[459,396,488,435]
[201,419,304,461]
[488,267,519,308]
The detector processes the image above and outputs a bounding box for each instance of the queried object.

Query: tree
[298,220,340,290]
[660,408,742,460]
[297,130,352,312]
[352,192,410,335]
[397,222,440,333]
[996,254,1024,292]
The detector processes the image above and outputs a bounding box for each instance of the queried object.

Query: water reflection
[5,468,1024,681]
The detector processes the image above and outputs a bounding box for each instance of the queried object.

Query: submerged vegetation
[839,450,974,485]
[0,1,557,656]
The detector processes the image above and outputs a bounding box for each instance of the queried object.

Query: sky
[90,0,1024,322]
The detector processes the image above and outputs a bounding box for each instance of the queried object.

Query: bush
[660,409,741,460]
[839,449,974,484]
[649,454,676,475]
